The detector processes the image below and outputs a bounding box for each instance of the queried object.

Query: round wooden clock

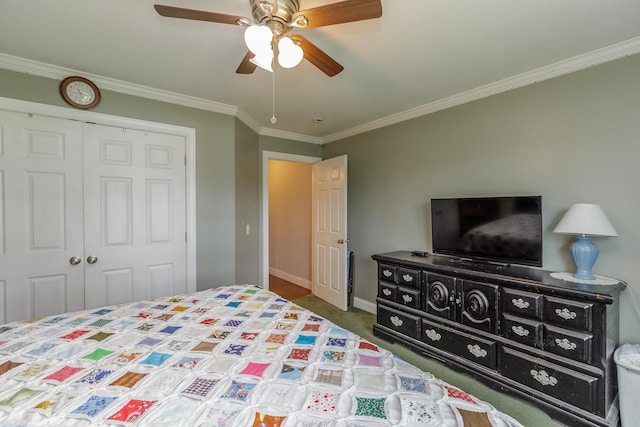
[60,76,101,110]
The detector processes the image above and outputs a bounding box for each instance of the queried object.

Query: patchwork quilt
[0,285,524,426]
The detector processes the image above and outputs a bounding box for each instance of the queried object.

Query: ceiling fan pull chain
[271,59,277,124]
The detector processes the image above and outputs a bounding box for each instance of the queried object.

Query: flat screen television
[431,196,542,267]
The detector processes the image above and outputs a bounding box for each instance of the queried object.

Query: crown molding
[322,36,640,143]
[2,36,639,146]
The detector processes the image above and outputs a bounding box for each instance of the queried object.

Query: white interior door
[83,123,187,309]
[312,155,348,310]
[0,111,85,322]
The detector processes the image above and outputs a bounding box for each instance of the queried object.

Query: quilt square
[172,356,202,369]
[137,336,164,347]
[294,334,317,345]
[42,365,84,383]
[60,329,90,340]
[114,350,145,364]
[76,368,113,385]
[240,332,260,340]
[358,341,380,352]
[25,342,59,357]
[220,380,257,402]
[86,331,114,342]
[223,343,249,356]
[69,395,118,418]
[166,339,190,351]
[265,333,288,344]
[154,313,175,322]
[192,340,218,352]
[326,337,347,347]
[106,398,157,423]
[315,368,343,386]
[357,354,382,367]
[251,412,287,427]
[288,347,312,361]
[158,325,182,335]
[170,305,189,312]
[82,348,114,362]
[88,318,113,328]
[445,385,476,404]
[320,350,345,363]
[181,377,221,399]
[355,371,386,391]
[278,363,306,381]
[223,319,244,328]
[302,323,321,332]
[239,361,270,377]
[225,301,242,308]
[0,387,40,409]
[303,390,339,414]
[260,312,277,318]
[92,308,113,316]
[352,396,387,419]
[140,351,173,367]
[65,316,91,326]
[398,375,428,393]
[109,371,148,389]
[399,396,439,424]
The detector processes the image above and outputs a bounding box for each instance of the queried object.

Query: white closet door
[83,123,187,308]
[0,111,85,323]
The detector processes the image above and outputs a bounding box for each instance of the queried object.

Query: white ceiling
[1,0,640,143]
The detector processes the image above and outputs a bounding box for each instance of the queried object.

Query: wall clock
[59,76,101,110]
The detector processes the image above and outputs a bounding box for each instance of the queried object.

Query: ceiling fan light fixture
[249,51,274,72]
[277,36,303,68]
[244,25,273,56]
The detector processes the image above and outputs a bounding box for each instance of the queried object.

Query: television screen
[431,196,542,267]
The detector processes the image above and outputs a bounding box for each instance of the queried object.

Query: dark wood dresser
[372,251,624,427]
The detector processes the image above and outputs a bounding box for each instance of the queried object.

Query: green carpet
[293,294,561,427]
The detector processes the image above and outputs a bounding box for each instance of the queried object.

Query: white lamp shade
[553,203,618,237]
[277,37,303,68]
[244,25,272,56]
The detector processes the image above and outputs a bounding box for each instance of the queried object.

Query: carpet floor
[292,293,561,427]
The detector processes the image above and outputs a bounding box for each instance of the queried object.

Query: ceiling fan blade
[154,4,251,25]
[236,52,258,74]
[293,0,382,29]
[291,35,344,77]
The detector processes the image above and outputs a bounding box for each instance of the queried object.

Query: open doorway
[261,151,320,295]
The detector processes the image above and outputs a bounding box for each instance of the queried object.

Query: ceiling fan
[154,0,383,77]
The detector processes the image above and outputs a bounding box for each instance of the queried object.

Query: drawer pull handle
[390,316,403,327]
[467,344,487,358]
[383,269,393,278]
[512,326,530,337]
[512,298,530,309]
[555,338,577,351]
[425,329,441,341]
[402,294,413,303]
[530,369,558,386]
[402,274,414,282]
[555,308,577,320]
[382,288,392,296]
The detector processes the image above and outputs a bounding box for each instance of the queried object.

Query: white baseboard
[269,268,311,290]
[353,297,376,314]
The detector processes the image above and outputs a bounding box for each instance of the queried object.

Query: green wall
[323,53,640,343]
[0,68,237,290]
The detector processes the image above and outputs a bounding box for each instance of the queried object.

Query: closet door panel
[0,111,84,322]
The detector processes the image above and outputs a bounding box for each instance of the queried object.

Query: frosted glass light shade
[553,204,618,237]
[277,37,303,68]
[244,25,272,56]
[249,51,273,72]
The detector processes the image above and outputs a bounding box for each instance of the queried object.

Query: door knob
[87,255,98,264]
[69,256,82,265]
[338,239,349,244]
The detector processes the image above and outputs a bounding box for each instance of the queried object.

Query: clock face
[65,81,96,105]
[60,76,101,109]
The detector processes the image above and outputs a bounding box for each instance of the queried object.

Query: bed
[0,285,523,426]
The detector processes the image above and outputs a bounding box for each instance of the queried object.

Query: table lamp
[553,203,618,280]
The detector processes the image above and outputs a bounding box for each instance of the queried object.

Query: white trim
[0,96,198,293]
[3,36,640,144]
[323,36,640,143]
[354,297,376,314]
[269,268,311,290]
[261,151,321,290]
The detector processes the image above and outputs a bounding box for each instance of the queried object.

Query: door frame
[0,96,197,293]
[261,151,321,289]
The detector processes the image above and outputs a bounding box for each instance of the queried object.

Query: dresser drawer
[544,296,593,331]
[398,267,421,288]
[379,283,396,301]
[500,346,600,414]
[378,305,420,339]
[502,313,543,348]
[396,286,420,309]
[544,324,593,364]
[378,264,397,283]
[503,288,543,319]
[422,319,496,370]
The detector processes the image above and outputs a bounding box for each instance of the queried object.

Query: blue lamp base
[570,236,599,280]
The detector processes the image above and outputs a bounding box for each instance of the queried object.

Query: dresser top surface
[373,251,625,303]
